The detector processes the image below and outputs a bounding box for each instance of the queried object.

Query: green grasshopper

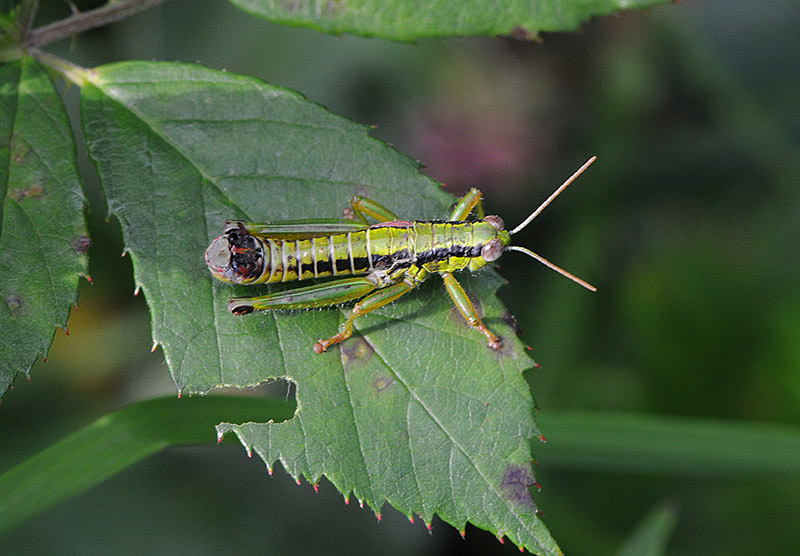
[206,157,597,353]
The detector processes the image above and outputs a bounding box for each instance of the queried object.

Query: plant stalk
[26,0,171,48]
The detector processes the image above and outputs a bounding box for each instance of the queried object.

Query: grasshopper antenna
[506,245,596,291]
[507,156,597,292]
[509,156,596,236]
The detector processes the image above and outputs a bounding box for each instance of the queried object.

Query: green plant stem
[0,395,295,538]
[26,0,171,48]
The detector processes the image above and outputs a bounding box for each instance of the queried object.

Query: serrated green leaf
[230,0,672,41]
[81,61,558,554]
[0,57,88,397]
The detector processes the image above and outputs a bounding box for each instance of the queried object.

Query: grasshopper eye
[481,238,504,262]
[483,215,504,231]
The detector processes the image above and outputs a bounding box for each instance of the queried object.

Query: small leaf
[81,61,558,554]
[230,0,672,41]
[0,57,88,397]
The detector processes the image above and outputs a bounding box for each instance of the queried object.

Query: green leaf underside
[230,0,672,40]
[81,61,558,554]
[0,58,88,397]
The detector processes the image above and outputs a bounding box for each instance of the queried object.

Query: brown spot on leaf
[9,184,45,202]
[340,336,374,369]
[12,144,29,163]
[5,294,22,314]
[71,235,91,254]
[372,375,395,394]
[500,463,537,509]
[502,312,522,335]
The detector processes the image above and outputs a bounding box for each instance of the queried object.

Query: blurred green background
[2,0,799,554]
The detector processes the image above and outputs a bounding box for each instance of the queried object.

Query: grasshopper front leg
[441,272,503,350]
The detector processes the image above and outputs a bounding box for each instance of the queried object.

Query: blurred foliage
[1,0,799,555]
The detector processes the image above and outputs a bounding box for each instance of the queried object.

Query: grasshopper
[205,157,597,353]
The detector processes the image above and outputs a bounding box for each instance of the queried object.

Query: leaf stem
[29,47,91,86]
[26,0,172,48]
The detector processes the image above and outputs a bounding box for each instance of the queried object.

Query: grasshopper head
[466,215,511,271]
[205,222,265,284]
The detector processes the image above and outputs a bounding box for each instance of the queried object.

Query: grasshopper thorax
[205,225,265,284]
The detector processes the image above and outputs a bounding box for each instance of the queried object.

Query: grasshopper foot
[313,341,327,354]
